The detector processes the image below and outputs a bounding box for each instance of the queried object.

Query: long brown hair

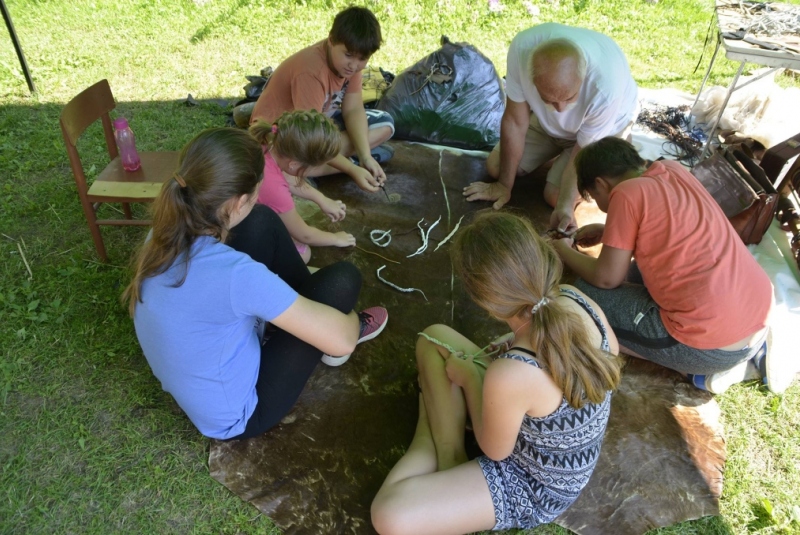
[249,109,340,179]
[451,211,621,408]
[122,127,264,316]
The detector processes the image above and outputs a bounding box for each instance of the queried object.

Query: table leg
[699,59,745,161]
[692,35,722,112]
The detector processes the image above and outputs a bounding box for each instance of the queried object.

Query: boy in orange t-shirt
[250,6,395,194]
[552,137,775,394]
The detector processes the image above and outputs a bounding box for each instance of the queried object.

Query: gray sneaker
[349,144,395,166]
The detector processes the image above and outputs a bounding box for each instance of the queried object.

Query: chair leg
[122,202,132,219]
[88,219,108,262]
[80,198,108,262]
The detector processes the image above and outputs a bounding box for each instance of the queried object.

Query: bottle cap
[113,117,129,129]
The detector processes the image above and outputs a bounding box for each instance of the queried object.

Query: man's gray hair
[530,38,587,81]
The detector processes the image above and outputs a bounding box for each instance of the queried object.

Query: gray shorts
[573,279,765,375]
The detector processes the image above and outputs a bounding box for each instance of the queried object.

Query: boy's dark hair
[574,136,646,197]
[329,6,382,58]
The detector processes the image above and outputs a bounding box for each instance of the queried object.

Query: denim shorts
[573,279,765,375]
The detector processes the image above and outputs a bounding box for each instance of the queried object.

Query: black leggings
[226,205,361,440]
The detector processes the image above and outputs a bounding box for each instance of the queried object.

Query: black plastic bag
[376,37,505,150]
[242,66,274,103]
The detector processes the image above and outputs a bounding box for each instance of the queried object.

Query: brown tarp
[209,142,724,534]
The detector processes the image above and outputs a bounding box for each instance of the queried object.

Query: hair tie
[531,297,550,314]
[173,173,187,188]
[271,124,278,134]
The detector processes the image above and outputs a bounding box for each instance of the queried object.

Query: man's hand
[549,204,577,235]
[320,197,346,223]
[574,223,605,248]
[463,182,511,210]
[350,166,381,193]
[359,155,387,186]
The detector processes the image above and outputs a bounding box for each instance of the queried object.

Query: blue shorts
[330,109,395,136]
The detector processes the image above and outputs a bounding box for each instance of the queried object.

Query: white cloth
[505,23,638,147]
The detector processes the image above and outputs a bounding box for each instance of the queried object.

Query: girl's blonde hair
[249,109,341,177]
[451,211,622,408]
[122,127,264,316]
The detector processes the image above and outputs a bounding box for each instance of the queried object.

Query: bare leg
[416,324,482,471]
[371,394,497,535]
[304,127,394,177]
[543,182,560,208]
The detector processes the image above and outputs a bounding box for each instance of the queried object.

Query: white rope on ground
[407,216,441,258]
[377,265,428,301]
[438,150,452,226]
[434,215,465,252]
[370,229,392,248]
[416,331,503,370]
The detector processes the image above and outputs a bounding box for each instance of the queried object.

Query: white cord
[434,215,465,252]
[370,229,392,248]
[377,265,428,301]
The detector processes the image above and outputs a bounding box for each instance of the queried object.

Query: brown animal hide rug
[209,142,725,535]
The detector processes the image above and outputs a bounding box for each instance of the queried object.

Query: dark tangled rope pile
[636,105,703,166]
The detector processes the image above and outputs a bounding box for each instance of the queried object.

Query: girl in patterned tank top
[372,211,623,534]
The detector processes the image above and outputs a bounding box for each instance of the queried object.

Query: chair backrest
[60,80,119,194]
[60,79,119,155]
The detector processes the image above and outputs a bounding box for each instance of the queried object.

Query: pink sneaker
[321,307,388,367]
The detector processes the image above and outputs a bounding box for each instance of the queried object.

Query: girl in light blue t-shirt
[123,128,387,440]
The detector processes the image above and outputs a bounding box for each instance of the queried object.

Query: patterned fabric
[478,287,612,530]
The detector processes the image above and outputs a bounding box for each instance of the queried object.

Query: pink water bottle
[113,117,141,172]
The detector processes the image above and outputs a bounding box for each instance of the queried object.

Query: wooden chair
[60,79,179,261]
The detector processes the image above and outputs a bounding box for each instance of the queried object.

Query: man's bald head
[530,38,586,112]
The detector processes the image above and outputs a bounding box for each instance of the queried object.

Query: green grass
[1,0,799,533]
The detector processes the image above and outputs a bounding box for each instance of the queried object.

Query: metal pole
[699,59,746,161]
[692,35,722,112]
[0,0,36,94]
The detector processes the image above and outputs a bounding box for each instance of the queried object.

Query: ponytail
[451,211,621,408]
[527,295,621,407]
[122,128,264,316]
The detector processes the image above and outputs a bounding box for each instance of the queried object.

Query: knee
[416,324,449,350]
[324,261,362,290]
[543,183,559,208]
[371,493,415,535]
[415,324,451,365]
[249,204,281,225]
[373,125,394,146]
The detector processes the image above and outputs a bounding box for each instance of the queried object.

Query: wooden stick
[17,242,33,280]
[355,245,400,264]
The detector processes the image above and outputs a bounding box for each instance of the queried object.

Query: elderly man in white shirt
[464,23,638,233]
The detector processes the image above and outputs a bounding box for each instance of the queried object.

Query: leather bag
[725,149,778,245]
[691,148,777,245]
[691,150,757,218]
